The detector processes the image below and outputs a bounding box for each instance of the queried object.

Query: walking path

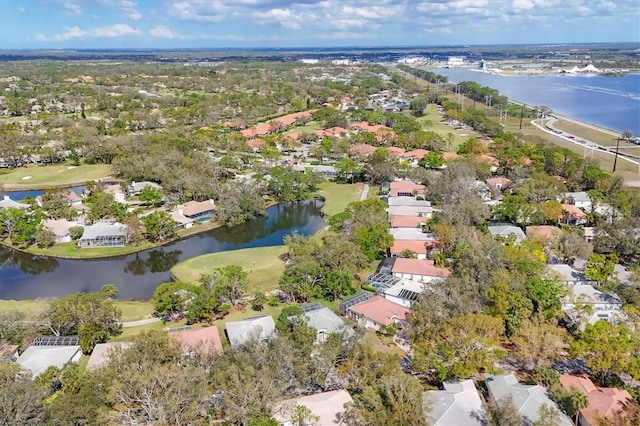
[121,317,160,328]
[360,183,369,201]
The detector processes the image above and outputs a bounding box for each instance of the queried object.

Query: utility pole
[519,103,524,130]
[612,136,621,173]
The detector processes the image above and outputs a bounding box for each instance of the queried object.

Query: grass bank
[0,163,113,190]
[316,181,365,217]
[0,299,153,322]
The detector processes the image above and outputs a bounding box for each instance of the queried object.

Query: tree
[138,185,163,206]
[34,229,56,248]
[335,157,360,183]
[211,265,249,306]
[123,215,142,246]
[419,151,444,169]
[291,404,320,426]
[488,395,523,426]
[584,253,619,288]
[45,285,122,353]
[531,404,562,426]
[152,281,200,319]
[353,222,394,261]
[141,211,176,243]
[527,276,566,319]
[69,225,84,240]
[570,321,640,385]
[509,319,571,371]
[251,292,267,312]
[0,364,46,425]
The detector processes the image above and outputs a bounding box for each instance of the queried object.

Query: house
[390,239,439,260]
[78,221,127,248]
[169,325,224,355]
[302,306,352,343]
[425,379,488,426]
[348,144,376,157]
[389,227,431,241]
[485,374,573,426]
[562,284,624,326]
[346,296,412,331]
[102,184,126,203]
[564,192,592,211]
[560,204,588,225]
[127,180,162,197]
[386,146,406,157]
[389,180,426,197]
[383,278,428,308]
[387,198,433,218]
[170,208,194,230]
[0,344,19,362]
[225,315,276,347]
[272,389,353,426]
[479,155,500,172]
[311,165,338,179]
[488,224,526,243]
[486,177,513,191]
[177,199,216,222]
[403,149,430,161]
[559,375,636,426]
[43,218,80,243]
[87,342,131,370]
[548,264,597,286]
[389,215,426,228]
[17,336,82,377]
[390,258,452,282]
[0,195,29,209]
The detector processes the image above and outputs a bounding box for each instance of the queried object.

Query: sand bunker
[21,176,32,180]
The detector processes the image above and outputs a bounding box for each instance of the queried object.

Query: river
[0,199,325,300]
[428,69,640,136]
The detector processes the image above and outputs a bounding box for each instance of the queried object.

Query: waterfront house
[311,164,338,179]
[485,374,573,426]
[346,296,412,331]
[177,199,216,222]
[0,195,29,210]
[425,379,487,426]
[78,221,127,248]
[559,375,636,426]
[225,315,276,347]
[17,336,82,378]
[43,218,80,243]
[272,389,353,426]
[170,207,194,230]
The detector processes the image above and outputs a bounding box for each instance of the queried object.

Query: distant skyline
[1,0,639,49]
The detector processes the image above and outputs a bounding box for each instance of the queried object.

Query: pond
[0,199,325,300]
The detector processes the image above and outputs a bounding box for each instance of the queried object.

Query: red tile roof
[486,177,513,188]
[348,296,412,326]
[247,138,267,149]
[390,240,433,255]
[526,225,563,241]
[442,152,462,161]
[391,258,452,278]
[348,144,377,156]
[479,155,500,166]
[389,181,426,197]
[560,375,635,425]
[170,326,223,355]
[386,146,405,156]
[561,203,587,218]
[390,216,426,228]
[403,149,430,159]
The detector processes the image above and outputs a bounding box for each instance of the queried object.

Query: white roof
[304,307,346,334]
[385,278,427,298]
[566,284,623,306]
[272,389,353,426]
[388,197,432,207]
[0,195,29,209]
[488,224,526,242]
[548,264,588,283]
[80,221,127,240]
[426,379,487,426]
[17,345,82,377]
[225,315,276,347]
[566,191,590,203]
[389,227,431,241]
[86,342,131,370]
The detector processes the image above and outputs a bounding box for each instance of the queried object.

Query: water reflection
[0,200,324,300]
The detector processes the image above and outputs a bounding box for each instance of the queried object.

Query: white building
[563,284,624,327]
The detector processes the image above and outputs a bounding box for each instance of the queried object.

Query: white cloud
[58,0,82,15]
[252,8,301,29]
[150,25,182,39]
[120,0,142,20]
[53,24,140,40]
[35,34,47,41]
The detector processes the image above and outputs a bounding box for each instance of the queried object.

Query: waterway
[429,69,640,136]
[0,199,325,300]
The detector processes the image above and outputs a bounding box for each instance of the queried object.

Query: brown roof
[486,177,513,188]
[389,181,426,197]
[442,152,462,161]
[347,296,412,326]
[349,144,376,156]
[391,258,451,278]
[247,138,267,149]
[479,155,500,166]
[526,225,563,241]
[44,219,77,237]
[386,146,405,156]
[390,240,431,255]
[181,200,215,217]
[390,216,426,228]
[560,375,635,425]
[561,203,587,218]
[403,149,430,159]
[272,110,316,127]
[169,326,223,355]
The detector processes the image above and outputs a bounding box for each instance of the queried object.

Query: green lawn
[416,104,475,151]
[118,301,154,321]
[0,299,49,319]
[171,245,288,293]
[284,120,322,134]
[0,163,113,189]
[316,182,365,217]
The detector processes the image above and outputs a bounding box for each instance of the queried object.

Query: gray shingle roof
[225,315,276,347]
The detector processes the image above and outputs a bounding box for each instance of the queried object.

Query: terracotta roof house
[348,143,377,157]
[241,122,273,138]
[526,225,563,244]
[272,110,315,127]
[177,199,216,221]
[391,258,452,282]
[389,180,426,197]
[560,204,588,225]
[387,146,406,157]
[169,325,224,356]
[43,218,80,243]
[403,149,430,160]
[425,379,488,426]
[390,215,426,228]
[559,375,636,426]
[87,342,131,370]
[0,195,29,210]
[346,296,412,331]
[78,221,127,248]
[486,177,513,190]
[247,138,267,151]
[442,152,462,162]
[272,389,353,426]
[479,154,500,167]
[486,374,573,426]
[488,224,527,243]
[390,239,439,260]
[225,315,276,348]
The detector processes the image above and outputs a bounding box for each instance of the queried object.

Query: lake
[0,199,325,300]
[429,69,640,136]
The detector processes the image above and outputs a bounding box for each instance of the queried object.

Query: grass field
[284,120,322,134]
[171,245,288,292]
[0,299,49,319]
[416,104,475,151]
[316,181,365,217]
[0,163,113,189]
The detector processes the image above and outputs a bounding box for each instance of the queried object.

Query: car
[568,135,575,139]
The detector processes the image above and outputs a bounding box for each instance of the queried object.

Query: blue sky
[1,0,639,49]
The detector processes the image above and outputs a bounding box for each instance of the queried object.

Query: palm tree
[569,389,589,425]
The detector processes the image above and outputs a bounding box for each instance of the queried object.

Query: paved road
[121,317,160,328]
[360,183,369,201]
